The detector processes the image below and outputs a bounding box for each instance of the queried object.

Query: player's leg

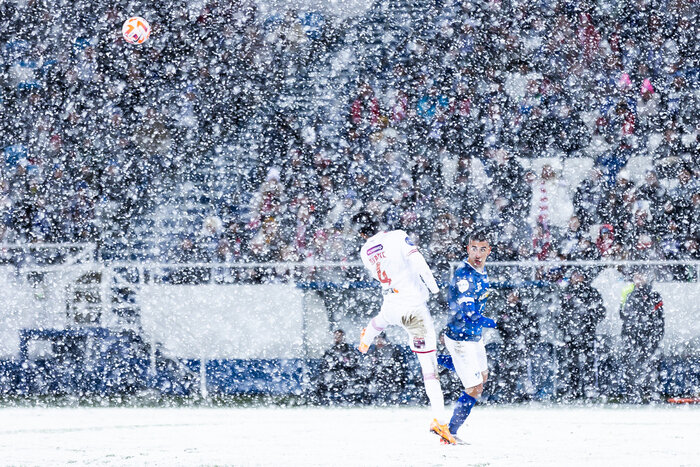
[418,351,457,445]
[362,304,447,417]
[448,368,488,437]
[401,307,445,414]
[401,306,455,444]
[471,340,489,398]
[444,337,485,437]
[358,313,389,353]
[415,350,445,415]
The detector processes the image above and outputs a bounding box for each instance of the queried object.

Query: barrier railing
[99,259,698,292]
[2,242,696,281]
[2,245,698,400]
[0,242,96,266]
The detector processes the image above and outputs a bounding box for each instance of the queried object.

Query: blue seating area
[204,359,312,396]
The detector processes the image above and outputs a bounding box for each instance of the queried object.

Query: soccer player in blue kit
[441,229,497,443]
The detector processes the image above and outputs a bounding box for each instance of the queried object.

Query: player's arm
[456,297,496,328]
[407,249,440,294]
[401,233,440,294]
[359,246,378,284]
[454,275,496,327]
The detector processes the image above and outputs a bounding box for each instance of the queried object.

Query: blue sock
[449,392,477,435]
[437,354,455,371]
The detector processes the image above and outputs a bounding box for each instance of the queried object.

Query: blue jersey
[445,261,493,341]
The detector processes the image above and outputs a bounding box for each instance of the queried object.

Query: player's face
[467,240,491,269]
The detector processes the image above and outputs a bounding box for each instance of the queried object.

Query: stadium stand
[0,0,698,402]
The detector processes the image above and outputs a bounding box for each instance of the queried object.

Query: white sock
[417,352,444,418]
[424,377,445,416]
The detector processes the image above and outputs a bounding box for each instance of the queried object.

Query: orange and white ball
[122,17,151,44]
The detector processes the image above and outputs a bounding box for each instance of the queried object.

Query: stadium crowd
[0,0,698,270]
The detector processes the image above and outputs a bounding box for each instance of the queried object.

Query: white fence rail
[1,243,699,361]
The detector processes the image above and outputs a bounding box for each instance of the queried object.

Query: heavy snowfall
[0,0,699,464]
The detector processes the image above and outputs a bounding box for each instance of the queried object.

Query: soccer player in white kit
[353,212,456,444]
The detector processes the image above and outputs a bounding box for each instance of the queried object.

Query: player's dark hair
[352,211,379,237]
[469,228,493,244]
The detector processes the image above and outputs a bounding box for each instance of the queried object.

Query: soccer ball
[122,17,151,44]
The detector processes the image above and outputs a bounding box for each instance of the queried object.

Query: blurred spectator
[349,81,382,141]
[557,215,596,260]
[619,269,665,402]
[555,269,606,400]
[635,170,669,232]
[636,78,661,133]
[667,165,697,233]
[595,224,617,258]
[169,234,209,284]
[529,163,574,260]
[0,0,697,267]
[316,329,360,404]
[573,167,606,232]
[325,189,362,233]
[496,290,540,402]
[362,333,407,405]
[482,147,531,224]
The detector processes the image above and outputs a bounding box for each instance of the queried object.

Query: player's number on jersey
[375,262,391,285]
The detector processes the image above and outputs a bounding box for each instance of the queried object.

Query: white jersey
[360,230,439,307]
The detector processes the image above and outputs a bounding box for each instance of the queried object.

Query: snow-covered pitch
[2,404,698,466]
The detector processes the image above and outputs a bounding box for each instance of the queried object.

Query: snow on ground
[1,404,698,466]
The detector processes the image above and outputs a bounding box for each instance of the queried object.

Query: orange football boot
[358,328,369,353]
[430,419,457,445]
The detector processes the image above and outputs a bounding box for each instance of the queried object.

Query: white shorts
[444,335,488,389]
[374,302,437,353]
